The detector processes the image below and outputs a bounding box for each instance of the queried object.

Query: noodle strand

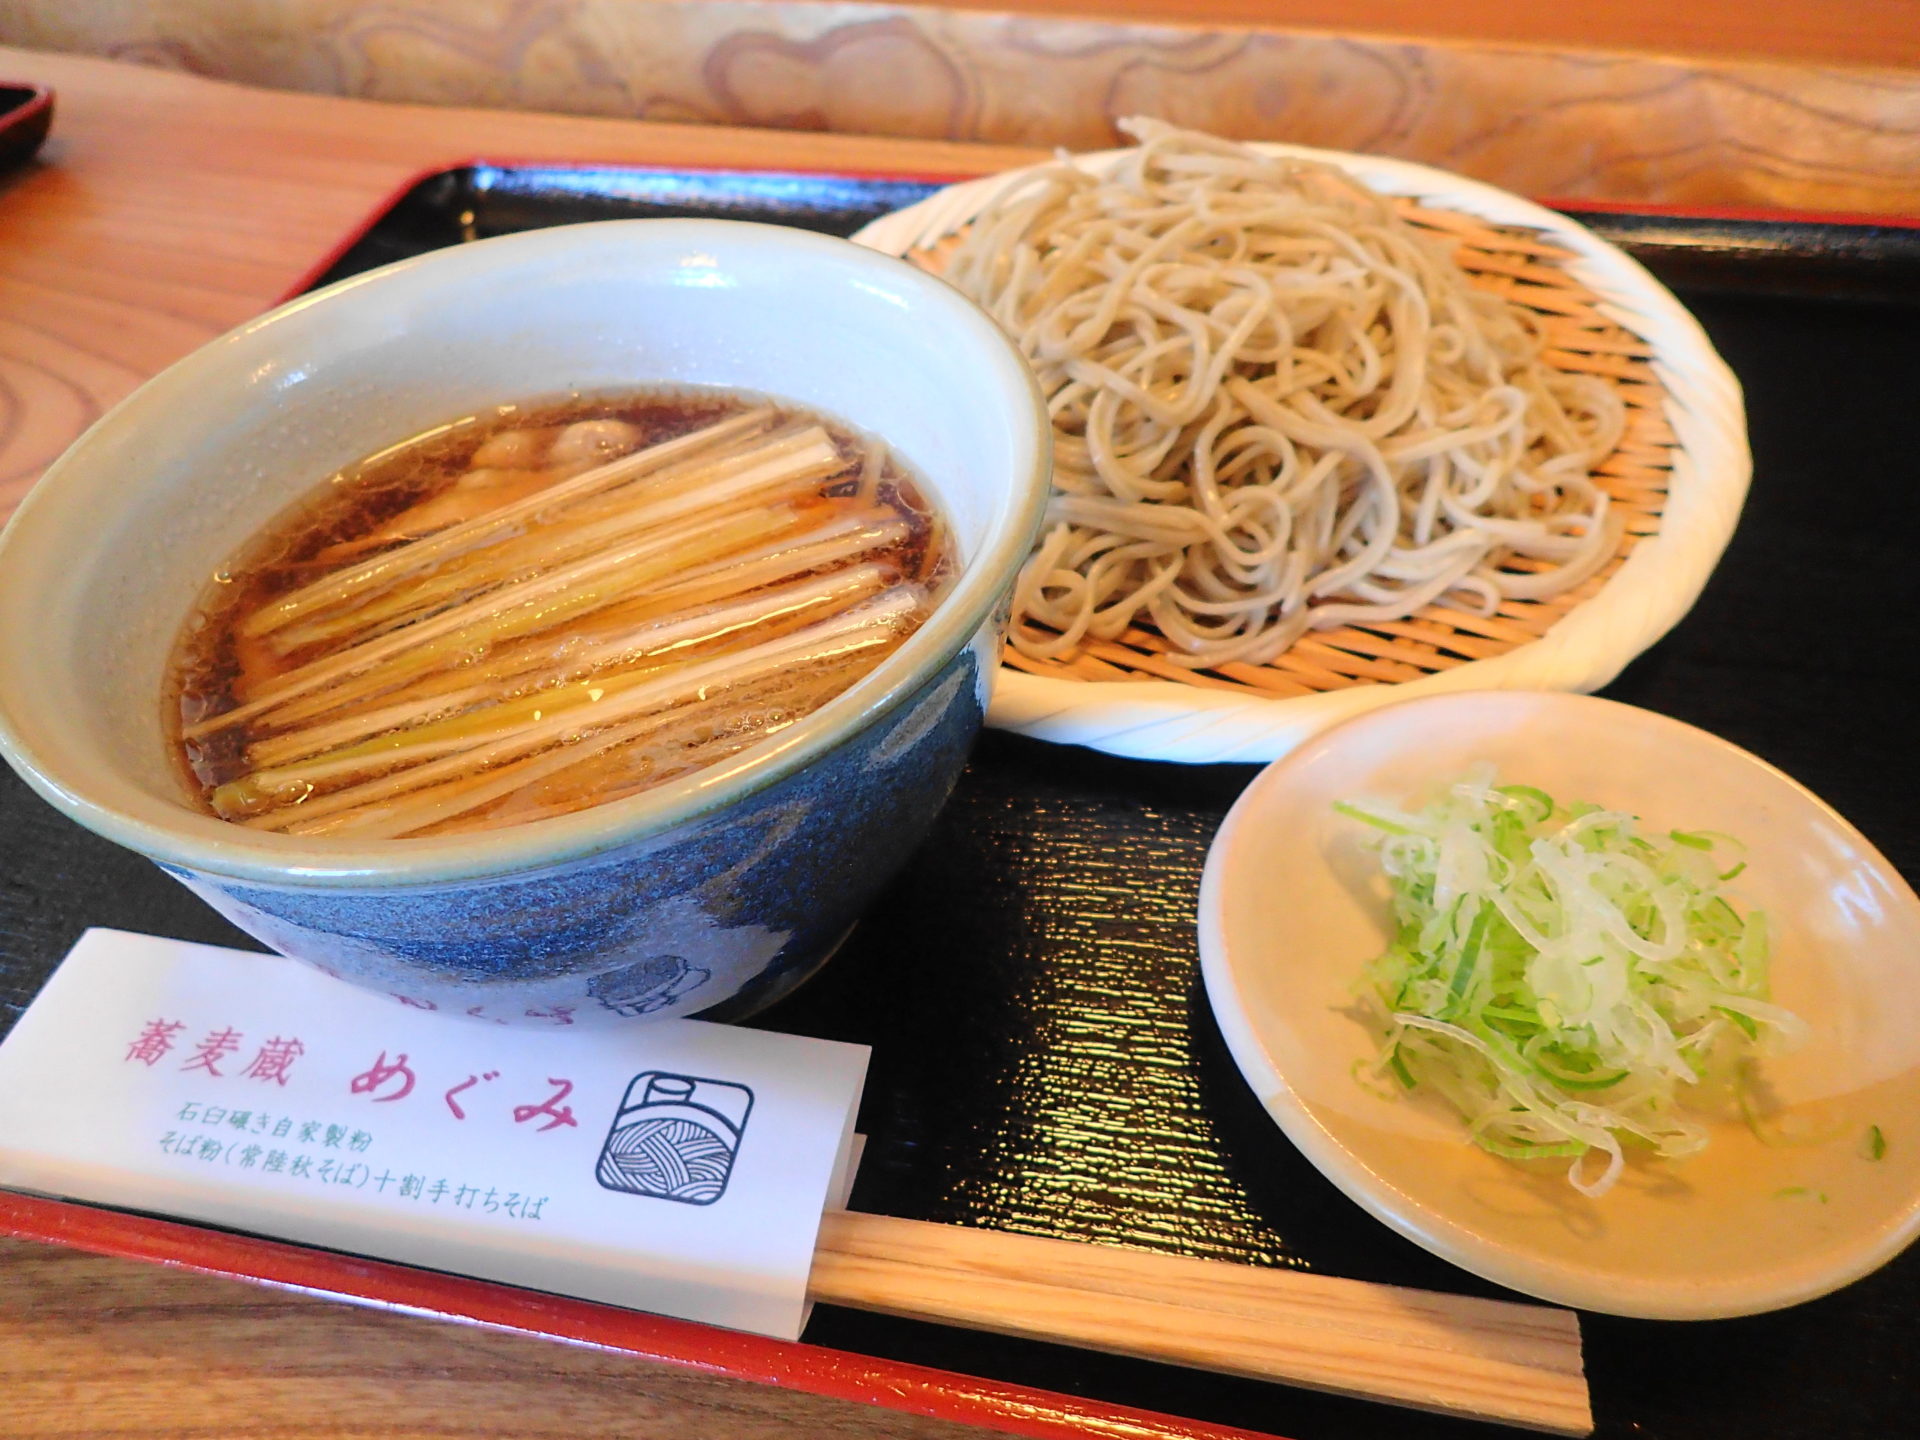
[941,121,1627,668]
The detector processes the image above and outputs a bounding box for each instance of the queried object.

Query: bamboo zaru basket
[854,142,1747,762]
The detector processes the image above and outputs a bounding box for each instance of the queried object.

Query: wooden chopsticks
[810,1212,1592,1436]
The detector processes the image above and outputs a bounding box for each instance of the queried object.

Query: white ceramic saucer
[1198,691,1920,1318]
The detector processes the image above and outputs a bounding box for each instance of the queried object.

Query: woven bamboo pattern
[907,203,1673,699]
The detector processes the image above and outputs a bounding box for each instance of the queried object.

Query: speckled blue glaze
[159,648,983,1028]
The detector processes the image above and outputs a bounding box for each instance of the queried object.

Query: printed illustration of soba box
[595,1072,754,1205]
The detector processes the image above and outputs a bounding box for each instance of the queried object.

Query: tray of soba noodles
[3,124,1920,1440]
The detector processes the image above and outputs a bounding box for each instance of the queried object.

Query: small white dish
[1198,691,1920,1318]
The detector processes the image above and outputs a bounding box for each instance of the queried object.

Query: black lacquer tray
[5,163,1918,1440]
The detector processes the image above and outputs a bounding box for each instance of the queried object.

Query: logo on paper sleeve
[595,1072,753,1205]
[587,955,711,1017]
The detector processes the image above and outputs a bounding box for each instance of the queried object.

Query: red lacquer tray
[6,159,1919,1440]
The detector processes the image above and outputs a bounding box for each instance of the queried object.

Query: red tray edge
[1534,193,1920,231]
[1,1188,1283,1440]
[274,152,1920,307]
[273,155,979,303]
[0,81,55,166]
[0,82,55,128]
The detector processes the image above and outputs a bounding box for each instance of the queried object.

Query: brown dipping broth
[167,389,951,840]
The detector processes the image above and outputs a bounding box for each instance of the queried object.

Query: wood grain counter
[3,42,1916,523]
[0,57,1032,1432]
[0,47,1039,526]
[1,1236,989,1439]
[0,37,1913,1440]
[6,3,1920,199]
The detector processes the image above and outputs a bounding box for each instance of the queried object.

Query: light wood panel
[820,0,1920,69]
[0,46,1038,524]
[3,34,1916,522]
[0,1234,989,1440]
[0,35,1906,1440]
[11,0,1920,77]
[11,34,1908,537]
[3,1,1918,211]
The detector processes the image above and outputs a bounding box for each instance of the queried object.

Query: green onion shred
[1343,766,1808,1197]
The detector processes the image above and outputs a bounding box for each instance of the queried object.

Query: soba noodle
[941,120,1628,668]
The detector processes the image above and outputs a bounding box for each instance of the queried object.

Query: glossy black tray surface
[5,164,1917,1440]
[0,83,54,173]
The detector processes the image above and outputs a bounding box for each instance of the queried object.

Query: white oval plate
[1197,691,1920,1318]
[855,142,1752,764]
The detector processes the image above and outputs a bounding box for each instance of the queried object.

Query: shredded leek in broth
[167,391,952,840]
[1341,766,1809,1196]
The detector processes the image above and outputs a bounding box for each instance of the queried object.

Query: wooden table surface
[825,0,1920,68]
[0,46,1037,1439]
[0,39,1909,1440]
[0,46,1042,529]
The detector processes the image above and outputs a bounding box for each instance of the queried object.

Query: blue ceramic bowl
[0,220,1051,1026]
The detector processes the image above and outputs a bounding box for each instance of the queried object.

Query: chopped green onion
[1714,1006,1759,1040]
[1497,785,1555,823]
[1476,1137,1589,1160]
[1864,1125,1888,1161]
[1774,1187,1829,1203]
[1332,799,1414,835]
[1342,766,1807,1198]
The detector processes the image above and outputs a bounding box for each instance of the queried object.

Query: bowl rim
[0,219,1053,889]
[1197,688,1920,1319]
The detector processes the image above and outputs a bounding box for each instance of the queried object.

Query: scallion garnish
[1345,766,1807,1197]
